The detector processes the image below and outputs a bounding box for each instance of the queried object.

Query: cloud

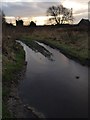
[2,0,60,2]
[1,0,89,24]
[2,2,59,17]
[2,0,22,2]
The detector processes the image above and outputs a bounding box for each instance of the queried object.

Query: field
[19,26,89,65]
[2,24,89,118]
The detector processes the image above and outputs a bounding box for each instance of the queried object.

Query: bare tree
[47,5,73,25]
[29,21,36,27]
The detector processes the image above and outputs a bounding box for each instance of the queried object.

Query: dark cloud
[2,2,60,17]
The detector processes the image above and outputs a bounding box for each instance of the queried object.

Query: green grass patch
[2,42,25,118]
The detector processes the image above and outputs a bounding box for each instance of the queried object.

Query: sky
[0,0,90,25]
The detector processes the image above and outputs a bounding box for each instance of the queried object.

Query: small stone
[24,105,26,107]
[7,35,11,39]
[11,81,14,84]
[5,68,7,70]
[27,106,32,111]
[14,96,19,100]
[9,95,14,98]
[24,61,27,65]
[76,76,80,79]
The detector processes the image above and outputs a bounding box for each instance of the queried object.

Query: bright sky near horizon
[0,0,90,25]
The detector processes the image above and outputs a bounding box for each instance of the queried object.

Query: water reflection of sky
[18,41,88,118]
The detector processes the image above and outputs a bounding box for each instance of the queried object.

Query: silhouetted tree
[29,21,36,27]
[16,20,23,26]
[47,5,73,25]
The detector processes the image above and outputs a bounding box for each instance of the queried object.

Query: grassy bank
[2,31,25,118]
[20,29,89,66]
[2,25,89,118]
